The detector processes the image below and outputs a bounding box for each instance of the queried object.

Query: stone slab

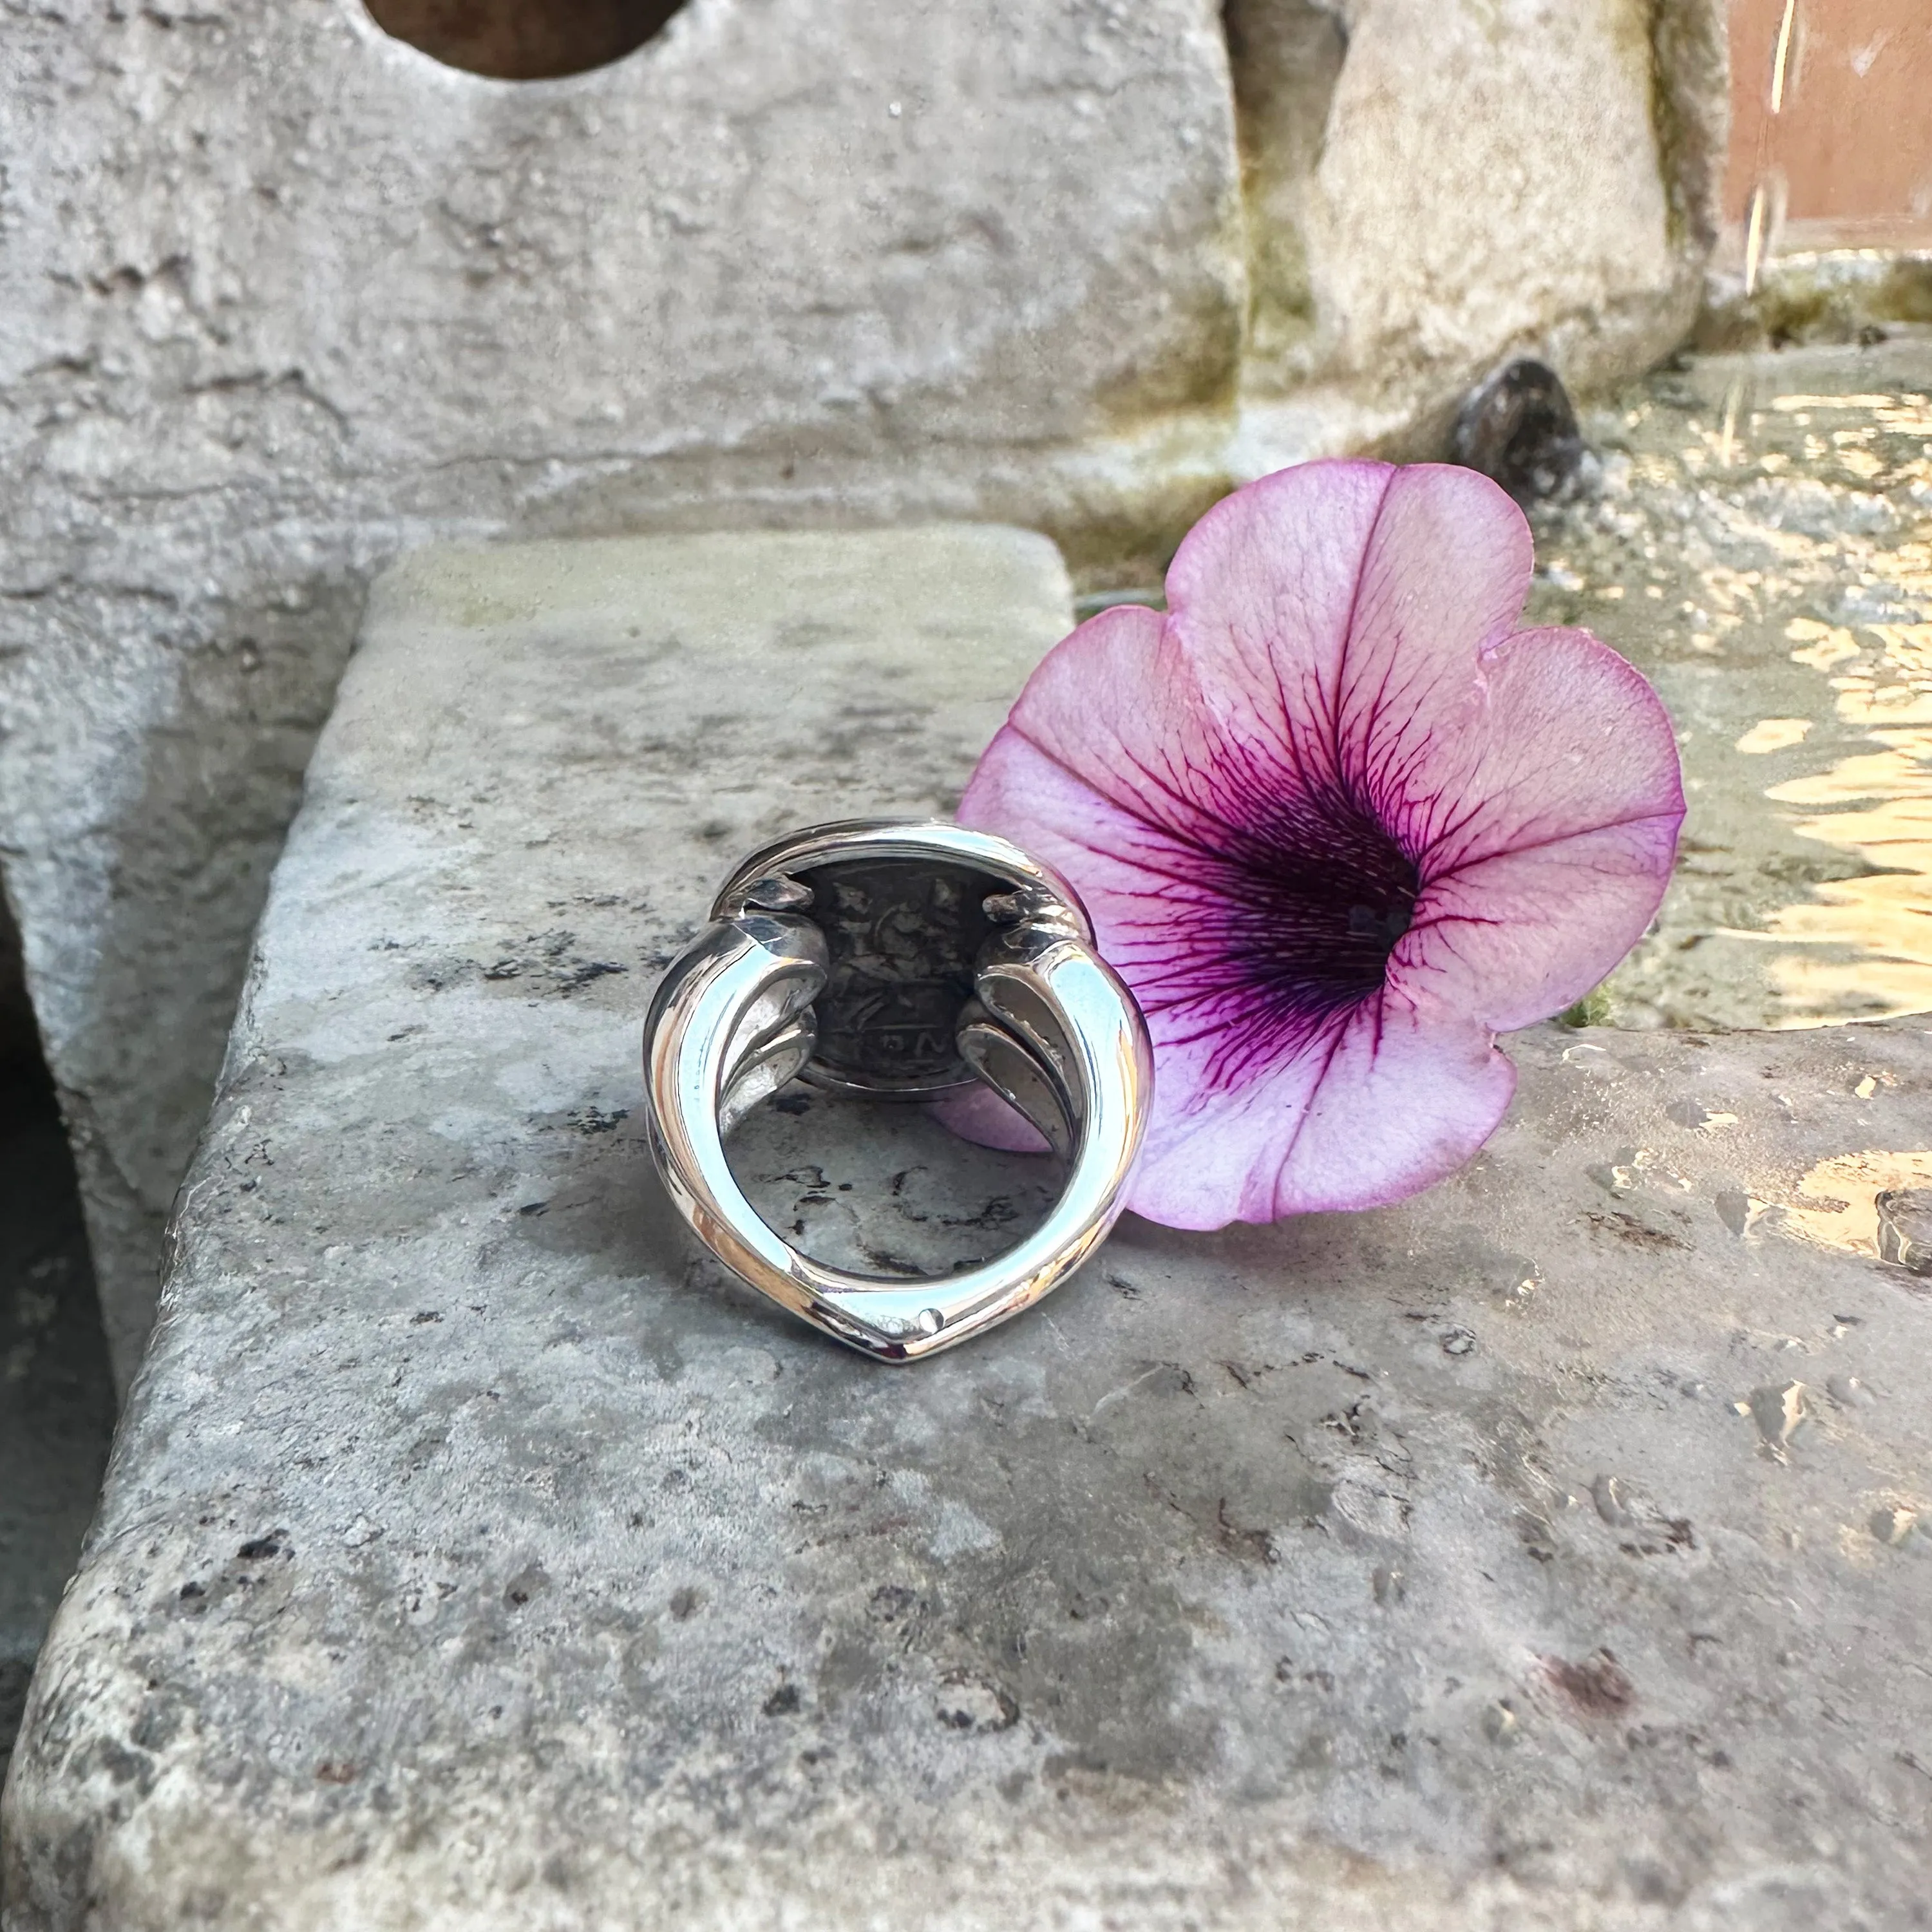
[7,529,1931,1931]
[1229,0,1723,453]
[0,0,1734,1387]
[0,0,1245,1387]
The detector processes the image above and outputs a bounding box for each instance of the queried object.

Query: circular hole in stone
[365,0,688,80]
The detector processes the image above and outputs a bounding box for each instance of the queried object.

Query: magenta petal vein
[956,459,1686,1230]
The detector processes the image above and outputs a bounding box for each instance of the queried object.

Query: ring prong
[743,872,813,912]
[647,820,1149,1361]
[957,1007,1076,1165]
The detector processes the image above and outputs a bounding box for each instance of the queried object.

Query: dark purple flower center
[1120,747,1421,1087]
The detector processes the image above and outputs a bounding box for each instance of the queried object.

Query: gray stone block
[5,528,1928,1930]
[0,0,1732,1387]
[0,0,1245,1387]
[1226,0,1724,455]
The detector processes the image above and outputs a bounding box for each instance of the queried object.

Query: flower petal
[952,458,1683,1229]
[958,721,1236,1011]
[949,725,1520,1223]
[929,1079,1052,1155]
[1392,627,1684,1029]
[958,599,1226,849]
[1126,990,1516,1227]
[960,696,1518,1225]
[1163,461,1533,800]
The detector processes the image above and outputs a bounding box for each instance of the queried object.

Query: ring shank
[643,842,1151,1361]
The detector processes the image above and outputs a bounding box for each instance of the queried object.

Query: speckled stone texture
[6,529,1927,1931]
[0,0,1246,1387]
[0,1,1734,1390]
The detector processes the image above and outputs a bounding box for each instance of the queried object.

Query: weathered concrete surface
[0,0,1245,1387]
[1698,251,1932,354]
[0,0,1737,1386]
[6,530,1929,1930]
[1227,0,1728,467]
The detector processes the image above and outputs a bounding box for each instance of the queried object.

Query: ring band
[643,819,1153,1361]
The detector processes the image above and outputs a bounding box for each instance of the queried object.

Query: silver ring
[643,819,1153,1361]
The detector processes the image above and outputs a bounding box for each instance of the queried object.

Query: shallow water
[1524,335,1932,1030]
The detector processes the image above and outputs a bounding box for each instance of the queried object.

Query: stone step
[5,527,1929,1930]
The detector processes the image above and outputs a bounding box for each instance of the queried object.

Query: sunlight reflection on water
[1525,337,1932,1030]
[1774,1147,1932,1261]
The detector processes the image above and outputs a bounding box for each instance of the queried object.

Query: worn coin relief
[800,858,999,1094]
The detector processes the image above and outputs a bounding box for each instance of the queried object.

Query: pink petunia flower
[952,459,1685,1230]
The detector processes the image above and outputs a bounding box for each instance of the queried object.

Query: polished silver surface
[643,819,1153,1361]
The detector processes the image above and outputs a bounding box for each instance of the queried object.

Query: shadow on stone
[0,896,115,1788]
[60,564,365,1394]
